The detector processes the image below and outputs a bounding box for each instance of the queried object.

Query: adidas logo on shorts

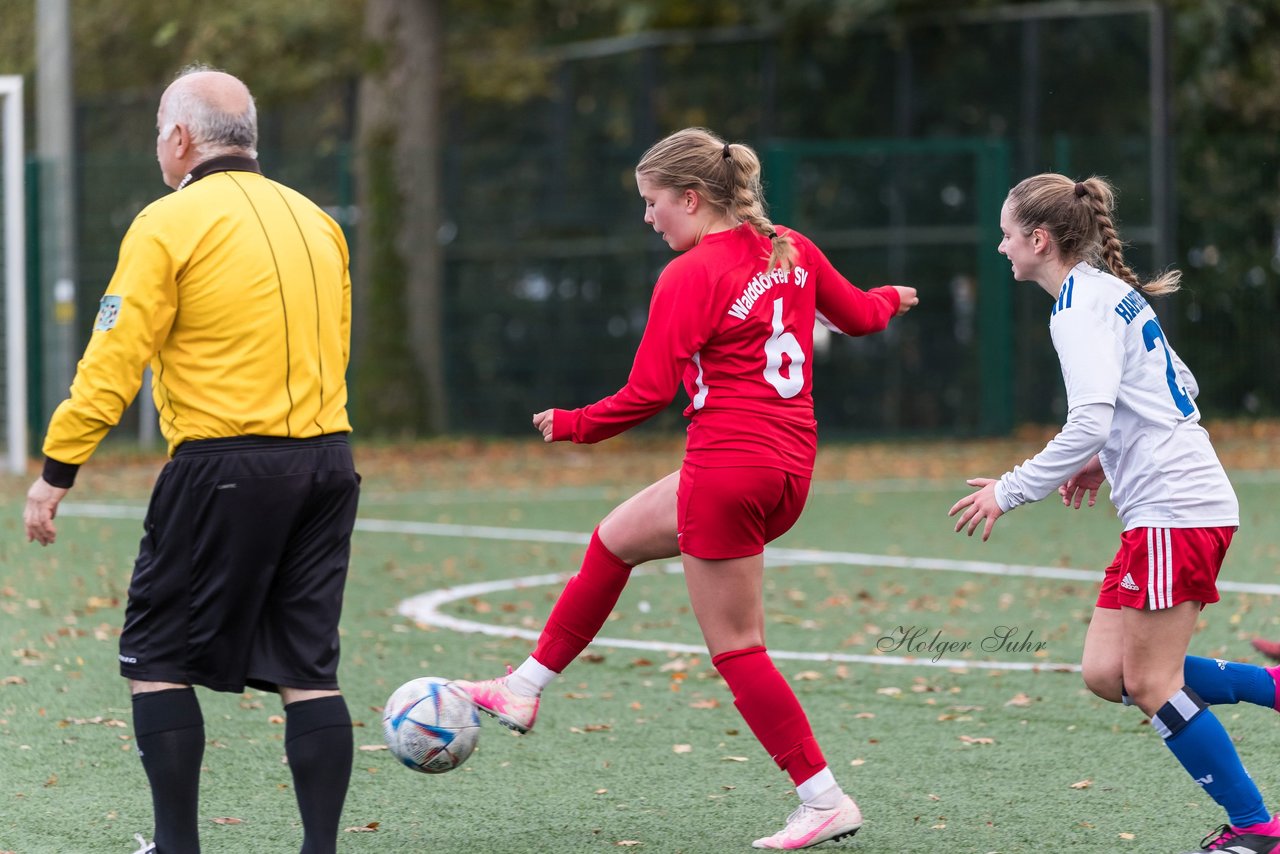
[1120,572,1140,592]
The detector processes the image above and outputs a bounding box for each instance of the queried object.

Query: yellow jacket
[43,158,352,476]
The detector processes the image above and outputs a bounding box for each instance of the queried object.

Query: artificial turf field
[3,428,1280,853]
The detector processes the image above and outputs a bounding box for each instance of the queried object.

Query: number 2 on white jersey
[1141,317,1195,417]
[763,297,805,399]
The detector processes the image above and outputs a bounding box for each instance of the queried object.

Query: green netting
[38,10,1280,442]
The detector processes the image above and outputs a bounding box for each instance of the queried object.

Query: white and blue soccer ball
[382,676,481,774]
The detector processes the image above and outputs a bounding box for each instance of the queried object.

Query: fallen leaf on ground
[59,717,127,728]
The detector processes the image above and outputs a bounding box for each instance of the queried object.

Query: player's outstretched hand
[532,409,556,442]
[24,478,69,546]
[948,477,1003,542]
[892,286,919,317]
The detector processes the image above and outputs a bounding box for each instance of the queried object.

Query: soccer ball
[382,677,481,774]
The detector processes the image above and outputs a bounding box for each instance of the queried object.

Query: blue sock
[1184,655,1276,708]
[1156,687,1270,827]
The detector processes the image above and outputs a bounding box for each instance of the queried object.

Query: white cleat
[752,795,863,850]
[451,668,540,734]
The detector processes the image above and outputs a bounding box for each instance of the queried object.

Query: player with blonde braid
[950,173,1280,854]
[455,127,917,850]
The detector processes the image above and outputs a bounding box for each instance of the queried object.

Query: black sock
[132,688,204,854]
[284,695,353,854]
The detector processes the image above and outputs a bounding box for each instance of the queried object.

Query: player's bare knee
[1080,666,1124,703]
[1119,675,1182,717]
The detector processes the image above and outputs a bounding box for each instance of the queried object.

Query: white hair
[159,63,258,160]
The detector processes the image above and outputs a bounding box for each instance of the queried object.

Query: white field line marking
[358,485,640,506]
[60,502,147,519]
[62,503,1280,671]
[332,470,1280,506]
[397,561,1082,673]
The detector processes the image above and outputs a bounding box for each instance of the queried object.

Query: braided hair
[635,128,796,271]
[1006,173,1180,296]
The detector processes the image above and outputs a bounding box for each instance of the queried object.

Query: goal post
[2,76,27,475]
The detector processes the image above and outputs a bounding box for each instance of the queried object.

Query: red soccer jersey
[552,224,900,474]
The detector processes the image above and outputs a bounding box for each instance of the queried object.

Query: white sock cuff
[514,657,559,691]
[796,767,838,804]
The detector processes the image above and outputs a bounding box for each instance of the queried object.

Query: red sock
[532,529,632,672]
[713,646,828,786]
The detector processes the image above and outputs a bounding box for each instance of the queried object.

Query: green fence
[764,137,1014,435]
[24,128,1279,448]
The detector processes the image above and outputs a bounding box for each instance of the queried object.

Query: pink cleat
[1184,822,1280,853]
[752,795,863,850]
[1265,663,1280,712]
[451,667,540,734]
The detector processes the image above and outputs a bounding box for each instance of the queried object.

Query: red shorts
[1096,526,1235,611]
[676,463,811,560]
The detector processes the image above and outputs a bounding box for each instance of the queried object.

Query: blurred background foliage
[0,0,1277,441]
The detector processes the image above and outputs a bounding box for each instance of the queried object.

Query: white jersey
[997,262,1238,530]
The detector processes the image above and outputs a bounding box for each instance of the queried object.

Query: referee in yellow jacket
[23,66,359,854]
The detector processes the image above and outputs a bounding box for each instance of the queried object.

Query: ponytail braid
[1084,190,1140,289]
[724,150,796,271]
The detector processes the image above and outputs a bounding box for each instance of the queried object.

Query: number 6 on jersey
[763,297,805,398]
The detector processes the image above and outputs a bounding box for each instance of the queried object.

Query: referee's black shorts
[119,434,360,693]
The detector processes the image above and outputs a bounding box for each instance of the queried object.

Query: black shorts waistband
[173,433,351,457]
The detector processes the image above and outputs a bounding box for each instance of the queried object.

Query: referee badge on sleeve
[94,295,122,332]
